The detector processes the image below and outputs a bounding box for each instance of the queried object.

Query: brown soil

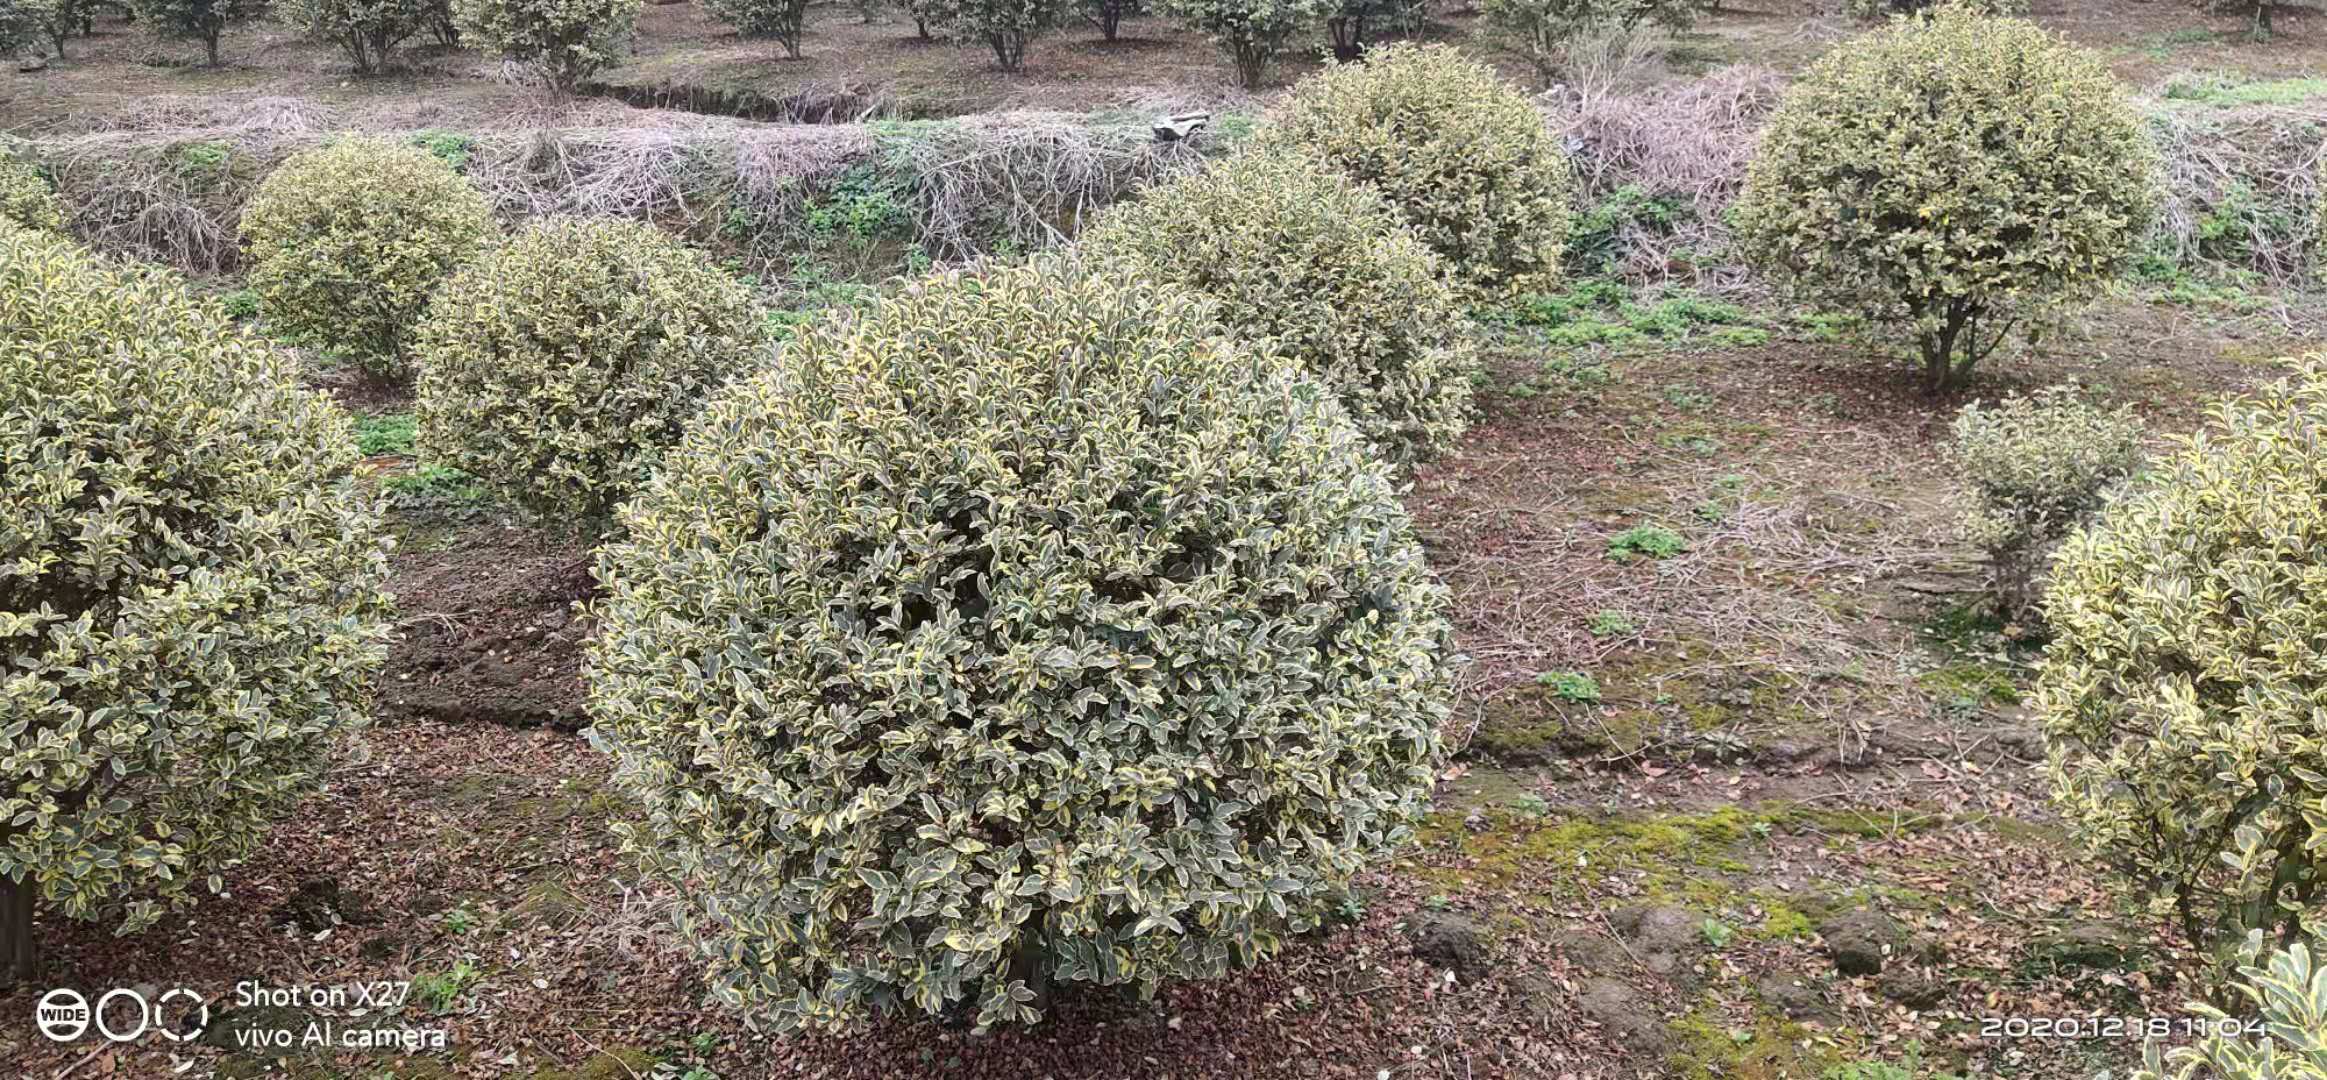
[381,526,593,732]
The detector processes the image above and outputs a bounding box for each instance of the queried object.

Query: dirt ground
[10,0,2327,1076]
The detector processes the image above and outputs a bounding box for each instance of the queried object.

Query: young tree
[900,0,953,35]
[287,0,430,71]
[948,0,1064,69]
[453,0,640,91]
[1731,7,2156,392]
[1077,0,1135,38]
[1161,0,1326,86]
[133,0,266,65]
[699,0,808,57]
[0,227,391,988]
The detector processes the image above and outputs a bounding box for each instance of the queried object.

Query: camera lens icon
[35,988,91,1043]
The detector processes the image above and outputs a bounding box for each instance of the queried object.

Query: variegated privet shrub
[0,226,391,983]
[2041,360,2327,958]
[2122,930,2327,1080]
[1158,0,1329,88]
[0,0,56,58]
[1732,6,2155,393]
[1078,148,1476,470]
[587,257,1456,1031]
[240,137,495,381]
[1258,44,1573,298]
[0,153,61,232]
[453,0,639,92]
[1946,386,2144,624]
[415,217,766,531]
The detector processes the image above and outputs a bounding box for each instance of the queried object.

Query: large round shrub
[0,227,391,980]
[1079,148,1476,470]
[1732,7,2155,393]
[1257,43,1572,298]
[2040,359,2327,954]
[453,0,640,91]
[0,153,61,233]
[415,217,766,530]
[587,258,1455,1032]
[240,137,494,381]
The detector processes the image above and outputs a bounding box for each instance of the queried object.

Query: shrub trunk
[0,876,34,990]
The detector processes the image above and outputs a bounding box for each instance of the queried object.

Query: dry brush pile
[18,96,1212,275]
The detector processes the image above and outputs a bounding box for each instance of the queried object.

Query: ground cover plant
[13,0,2327,1076]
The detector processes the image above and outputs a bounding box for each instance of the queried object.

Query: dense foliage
[1159,0,1327,87]
[587,258,1454,1033]
[1258,44,1573,297]
[948,0,1065,71]
[132,0,266,64]
[453,0,638,90]
[1731,7,2156,392]
[239,137,495,381]
[2128,931,2327,1079]
[2041,361,2327,956]
[0,227,391,942]
[699,0,807,56]
[1079,149,1475,469]
[0,0,57,57]
[0,154,61,232]
[287,0,430,71]
[1947,387,2144,623]
[415,217,765,529]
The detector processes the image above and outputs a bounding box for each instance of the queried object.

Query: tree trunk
[205,31,221,66]
[0,875,36,991]
[1008,931,1053,1020]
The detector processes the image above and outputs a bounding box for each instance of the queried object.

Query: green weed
[1608,524,1687,562]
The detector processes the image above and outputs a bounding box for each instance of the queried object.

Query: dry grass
[22,94,1211,275]
[1546,65,1786,291]
[2146,99,2327,285]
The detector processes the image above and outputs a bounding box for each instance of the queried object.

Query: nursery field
[9,0,2327,1077]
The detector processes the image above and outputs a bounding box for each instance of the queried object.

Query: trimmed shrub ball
[586,257,1457,1032]
[1079,148,1477,471]
[415,216,767,531]
[1731,7,2155,391]
[1258,43,1573,298]
[239,136,495,380]
[0,226,391,951]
